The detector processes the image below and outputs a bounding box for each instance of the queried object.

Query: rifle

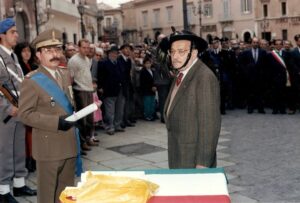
[0,83,18,123]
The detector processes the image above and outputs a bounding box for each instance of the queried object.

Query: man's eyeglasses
[168,49,190,56]
[42,47,63,54]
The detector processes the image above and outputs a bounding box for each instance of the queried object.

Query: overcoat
[0,47,27,184]
[164,59,221,169]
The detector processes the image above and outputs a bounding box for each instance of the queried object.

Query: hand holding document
[65,103,98,122]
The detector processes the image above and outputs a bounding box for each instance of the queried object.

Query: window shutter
[249,0,252,13]
[241,0,244,12]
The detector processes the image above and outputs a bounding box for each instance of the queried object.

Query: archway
[243,32,251,43]
[15,12,29,42]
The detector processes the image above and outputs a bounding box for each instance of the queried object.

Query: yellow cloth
[60,171,159,203]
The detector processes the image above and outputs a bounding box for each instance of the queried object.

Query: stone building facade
[256,0,300,43]
[121,0,300,44]
[0,0,104,44]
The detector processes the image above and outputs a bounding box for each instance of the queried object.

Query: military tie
[11,53,15,61]
[55,71,63,89]
[176,72,184,86]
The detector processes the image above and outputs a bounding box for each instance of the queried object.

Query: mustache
[50,57,60,62]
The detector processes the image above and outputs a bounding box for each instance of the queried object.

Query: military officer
[0,18,37,203]
[18,29,78,203]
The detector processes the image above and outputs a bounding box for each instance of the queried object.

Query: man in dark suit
[97,46,125,135]
[239,37,267,114]
[118,44,135,127]
[287,34,300,113]
[18,29,78,203]
[267,39,291,114]
[159,30,221,169]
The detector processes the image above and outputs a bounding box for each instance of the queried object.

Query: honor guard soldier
[0,18,37,203]
[18,29,80,203]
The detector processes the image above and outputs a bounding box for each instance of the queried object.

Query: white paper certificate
[65,103,98,122]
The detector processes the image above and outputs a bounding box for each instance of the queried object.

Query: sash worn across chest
[31,72,73,114]
[30,72,83,176]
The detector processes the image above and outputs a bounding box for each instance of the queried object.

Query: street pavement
[18,109,300,203]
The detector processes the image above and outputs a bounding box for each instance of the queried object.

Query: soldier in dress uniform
[0,18,37,203]
[18,29,78,203]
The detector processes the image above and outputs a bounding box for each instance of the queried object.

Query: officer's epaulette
[25,70,38,78]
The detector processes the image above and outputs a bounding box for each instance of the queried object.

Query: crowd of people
[202,36,300,115]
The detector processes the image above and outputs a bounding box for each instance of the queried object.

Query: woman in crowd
[140,57,157,121]
[14,42,38,172]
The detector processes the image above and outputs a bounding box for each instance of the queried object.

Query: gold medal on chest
[50,97,56,107]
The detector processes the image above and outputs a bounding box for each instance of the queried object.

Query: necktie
[55,71,63,89]
[176,72,184,86]
[11,53,15,61]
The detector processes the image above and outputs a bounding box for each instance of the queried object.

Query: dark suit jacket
[117,55,132,98]
[97,58,123,97]
[267,50,290,88]
[18,66,77,161]
[239,48,267,85]
[140,67,155,96]
[164,59,221,169]
[288,48,300,90]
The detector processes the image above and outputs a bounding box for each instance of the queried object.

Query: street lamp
[7,0,23,17]
[77,1,85,38]
[96,9,104,41]
[198,0,202,38]
[191,0,203,37]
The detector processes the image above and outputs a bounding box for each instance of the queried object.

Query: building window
[241,0,251,13]
[282,29,288,40]
[223,0,230,19]
[106,17,112,27]
[263,4,268,17]
[204,4,213,17]
[281,2,287,16]
[166,6,173,23]
[142,11,148,27]
[73,33,77,44]
[187,3,194,25]
[153,9,160,28]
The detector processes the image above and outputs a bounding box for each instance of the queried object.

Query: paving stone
[230,193,258,203]
[134,151,168,163]
[107,142,166,156]
[99,157,151,170]
[218,160,236,167]
[217,152,231,159]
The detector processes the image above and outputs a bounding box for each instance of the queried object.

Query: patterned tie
[55,71,63,89]
[176,72,184,86]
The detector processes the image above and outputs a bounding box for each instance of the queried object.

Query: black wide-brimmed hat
[159,29,208,54]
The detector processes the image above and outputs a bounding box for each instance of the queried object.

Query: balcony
[49,0,80,18]
[219,14,233,24]
[152,22,162,29]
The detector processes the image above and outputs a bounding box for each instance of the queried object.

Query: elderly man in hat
[97,45,125,135]
[18,29,79,203]
[159,30,221,169]
[0,18,36,203]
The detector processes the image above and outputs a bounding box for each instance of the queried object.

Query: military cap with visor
[31,29,62,50]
